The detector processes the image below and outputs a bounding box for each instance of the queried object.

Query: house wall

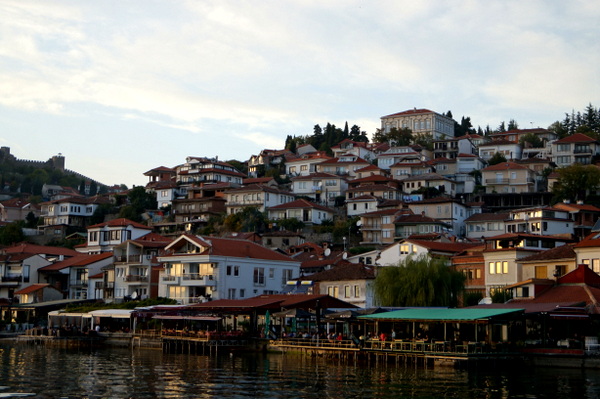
[317,279,374,308]
[377,242,428,266]
[483,249,533,296]
[158,254,300,304]
[519,259,577,280]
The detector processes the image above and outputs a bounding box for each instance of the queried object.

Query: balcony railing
[125,275,149,283]
[161,274,216,286]
[70,280,88,288]
[0,275,27,283]
[95,282,114,289]
[115,255,143,263]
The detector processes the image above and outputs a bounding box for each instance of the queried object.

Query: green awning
[358,308,524,322]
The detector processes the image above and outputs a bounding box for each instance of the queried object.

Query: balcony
[0,275,27,285]
[115,254,143,264]
[95,282,114,289]
[125,275,149,283]
[181,274,217,287]
[70,280,88,288]
[161,274,217,287]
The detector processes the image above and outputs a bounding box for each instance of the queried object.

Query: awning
[358,308,524,322]
[152,315,221,321]
[88,309,134,319]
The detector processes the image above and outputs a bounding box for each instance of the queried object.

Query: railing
[125,275,148,282]
[69,280,88,287]
[0,275,26,283]
[115,255,143,263]
[272,338,509,356]
[95,282,114,289]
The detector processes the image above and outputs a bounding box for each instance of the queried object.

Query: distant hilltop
[0,146,105,188]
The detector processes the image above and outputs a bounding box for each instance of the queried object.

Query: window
[489,262,495,275]
[253,268,265,286]
[228,288,236,299]
[234,266,240,276]
[344,285,351,298]
[354,285,360,297]
[269,268,275,279]
[327,286,339,298]
[240,289,245,298]
[503,261,508,274]
[593,259,600,273]
[227,266,232,276]
[400,244,410,255]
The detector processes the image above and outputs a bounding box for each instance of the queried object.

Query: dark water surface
[1,342,600,398]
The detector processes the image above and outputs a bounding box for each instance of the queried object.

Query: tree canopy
[374,255,465,307]
[552,164,600,204]
[487,152,508,165]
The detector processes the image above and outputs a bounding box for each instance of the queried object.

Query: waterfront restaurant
[357,308,525,349]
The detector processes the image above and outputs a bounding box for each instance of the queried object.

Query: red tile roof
[14,284,51,295]
[87,218,152,230]
[2,243,79,257]
[481,162,529,171]
[465,212,510,222]
[406,239,480,253]
[518,244,576,262]
[301,262,377,282]
[39,252,114,271]
[169,235,296,262]
[268,199,333,213]
[381,108,435,118]
[554,133,597,144]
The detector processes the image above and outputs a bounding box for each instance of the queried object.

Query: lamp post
[343,236,347,252]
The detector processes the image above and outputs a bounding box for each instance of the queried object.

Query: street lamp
[343,236,347,252]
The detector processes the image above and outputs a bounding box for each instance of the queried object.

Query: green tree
[0,222,25,245]
[224,207,267,233]
[372,127,413,146]
[374,255,465,307]
[118,186,157,222]
[507,119,519,131]
[274,217,304,232]
[487,152,508,166]
[226,159,248,175]
[519,132,543,148]
[548,121,569,139]
[552,164,600,203]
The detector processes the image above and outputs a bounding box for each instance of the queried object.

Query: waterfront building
[504,206,574,236]
[157,235,301,304]
[38,252,114,300]
[482,233,573,297]
[298,261,378,308]
[109,232,172,302]
[290,172,348,206]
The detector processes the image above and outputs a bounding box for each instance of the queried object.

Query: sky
[1,1,599,188]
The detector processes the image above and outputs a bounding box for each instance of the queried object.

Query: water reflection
[0,343,599,398]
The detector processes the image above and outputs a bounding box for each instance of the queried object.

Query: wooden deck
[270,338,521,365]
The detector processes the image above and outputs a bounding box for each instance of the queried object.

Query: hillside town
[3,106,600,363]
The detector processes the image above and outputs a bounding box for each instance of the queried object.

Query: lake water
[1,341,600,398]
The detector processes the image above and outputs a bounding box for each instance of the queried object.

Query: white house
[267,199,335,226]
[157,235,301,304]
[286,152,332,176]
[377,239,480,266]
[82,218,153,254]
[290,172,348,205]
[225,184,295,214]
